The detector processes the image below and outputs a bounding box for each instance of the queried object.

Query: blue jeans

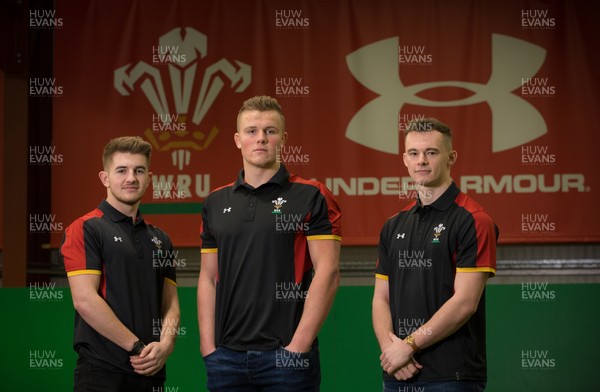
[204,346,321,391]
[383,380,486,392]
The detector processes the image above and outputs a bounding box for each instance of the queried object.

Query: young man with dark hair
[61,136,180,391]
[373,118,497,391]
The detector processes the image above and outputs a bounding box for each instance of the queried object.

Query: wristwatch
[128,340,145,356]
[404,335,420,353]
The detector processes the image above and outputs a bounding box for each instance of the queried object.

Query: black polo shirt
[61,200,176,380]
[200,164,342,351]
[376,182,497,382]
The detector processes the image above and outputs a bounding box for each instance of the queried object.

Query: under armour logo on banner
[345,34,548,154]
[114,236,122,242]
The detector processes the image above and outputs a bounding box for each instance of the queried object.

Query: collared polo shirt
[200,165,342,351]
[376,182,497,382]
[61,200,176,379]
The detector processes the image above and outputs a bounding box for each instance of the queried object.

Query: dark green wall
[1,284,598,391]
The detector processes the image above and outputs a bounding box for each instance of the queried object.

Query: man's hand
[380,332,422,379]
[130,341,173,376]
[284,342,311,354]
[390,357,423,381]
[201,344,217,358]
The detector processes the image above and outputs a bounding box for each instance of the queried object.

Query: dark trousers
[74,355,164,392]
[383,380,486,392]
[204,346,321,391]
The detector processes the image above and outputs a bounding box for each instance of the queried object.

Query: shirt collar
[410,182,460,213]
[98,199,144,225]
[232,164,290,191]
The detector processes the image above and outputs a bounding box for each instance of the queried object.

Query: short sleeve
[60,219,102,277]
[455,210,497,276]
[200,197,218,252]
[375,220,391,280]
[306,183,342,240]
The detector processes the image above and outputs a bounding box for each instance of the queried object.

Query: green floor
[1,284,598,391]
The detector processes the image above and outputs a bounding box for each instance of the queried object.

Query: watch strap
[127,340,145,356]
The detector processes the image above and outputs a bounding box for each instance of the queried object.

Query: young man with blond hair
[198,96,342,391]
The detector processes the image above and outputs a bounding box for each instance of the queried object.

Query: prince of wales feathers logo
[272,197,287,214]
[432,223,446,244]
[114,27,251,172]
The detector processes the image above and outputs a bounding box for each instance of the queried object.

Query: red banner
[49,0,600,246]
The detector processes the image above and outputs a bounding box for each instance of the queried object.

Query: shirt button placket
[245,191,257,222]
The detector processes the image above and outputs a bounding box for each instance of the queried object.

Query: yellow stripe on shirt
[456,267,496,275]
[307,234,342,241]
[67,269,102,277]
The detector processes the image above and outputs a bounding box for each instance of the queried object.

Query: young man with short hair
[373,118,497,392]
[61,136,180,391]
[198,96,342,391]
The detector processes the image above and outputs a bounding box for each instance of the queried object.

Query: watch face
[130,340,145,355]
[136,341,145,352]
[405,335,418,352]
